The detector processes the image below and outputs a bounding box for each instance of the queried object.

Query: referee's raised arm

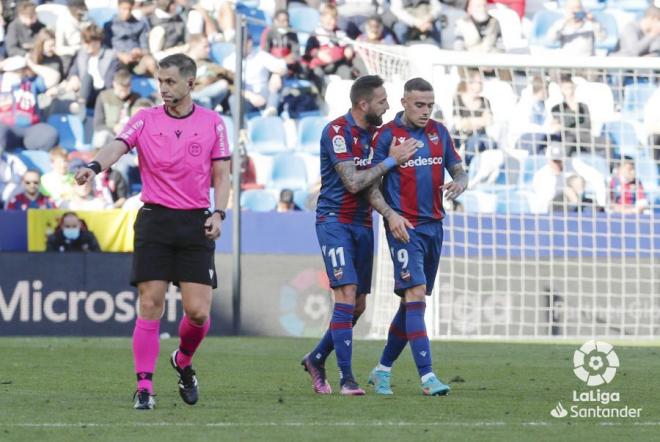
[74,139,129,185]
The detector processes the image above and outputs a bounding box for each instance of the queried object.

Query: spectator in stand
[223,35,287,116]
[92,68,139,148]
[46,211,101,252]
[452,68,496,165]
[55,0,88,73]
[356,15,396,45]
[66,24,118,110]
[148,0,188,59]
[41,146,74,205]
[511,75,551,154]
[532,142,575,212]
[5,0,44,57]
[304,3,355,93]
[0,148,27,207]
[95,166,129,208]
[454,0,503,53]
[29,29,64,83]
[563,174,601,213]
[240,153,263,190]
[609,159,649,214]
[276,188,300,212]
[550,73,592,156]
[188,34,233,110]
[6,169,55,210]
[60,178,113,210]
[389,0,445,45]
[547,0,605,56]
[336,0,382,39]
[261,10,302,77]
[104,0,157,77]
[615,6,660,57]
[0,56,59,152]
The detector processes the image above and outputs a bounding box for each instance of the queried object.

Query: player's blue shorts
[385,221,444,296]
[316,222,374,294]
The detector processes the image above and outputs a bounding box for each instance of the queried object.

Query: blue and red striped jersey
[316,111,376,227]
[372,112,462,226]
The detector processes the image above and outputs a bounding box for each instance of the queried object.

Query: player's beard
[365,111,383,127]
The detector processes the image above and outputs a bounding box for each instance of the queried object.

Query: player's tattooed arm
[335,161,391,194]
[334,137,418,194]
[365,183,413,243]
[442,163,469,200]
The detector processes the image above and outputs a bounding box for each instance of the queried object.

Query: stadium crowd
[0,0,658,215]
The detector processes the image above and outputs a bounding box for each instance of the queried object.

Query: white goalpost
[352,43,660,340]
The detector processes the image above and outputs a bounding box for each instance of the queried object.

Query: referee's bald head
[158,53,197,79]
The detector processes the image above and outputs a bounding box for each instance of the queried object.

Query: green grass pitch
[0,337,658,441]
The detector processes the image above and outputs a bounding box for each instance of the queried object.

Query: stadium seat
[47,114,90,151]
[613,0,650,15]
[592,11,619,53]
[488,4,527,51]
[622,82,657,121]
[35,3,68,31]
[495,190,533,214]
[269,153,308,191]
[293,189,308,210]
[247,116,288,155]
[87,7,116,27]
[131,75,158,98]
[573,153,609,177]
[296,116,328,154]
[17,150,52,174]
[288,4,319,33]
[635,151,659,196]
[240,189,277,211]
[518,155,547,188]
[482,79,517,124]
[605,120,642,158]
[210,42,235,65]
[529,10,563,48]
[235,3,269,45]
[456,190,498,213]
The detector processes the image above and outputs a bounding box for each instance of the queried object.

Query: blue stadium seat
[605,120,642,158]
[247,116,287,155]
[622,82,657,121]
[592,11,619,53]
[235,3,269,45]
[210,42,235,65]
[456,190,497,213]
[47,113,90,151]
[293,189,308,210]
[131,75,157,98]
[240,189,277,211]
[270,153,308,191]
[496,190,532,214]
[288,5,320,34]
[88,7,115,27]
[17,150,52,174]
[573,153,609,177]
[518,155,547,188]
[635,151,659,197]
[529,10,563,48]
[296,116,327,154]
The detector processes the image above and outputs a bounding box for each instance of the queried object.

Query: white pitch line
[4,421,660,429]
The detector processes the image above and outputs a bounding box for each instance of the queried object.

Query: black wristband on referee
[87,161,102,175]
[213,209,226,220]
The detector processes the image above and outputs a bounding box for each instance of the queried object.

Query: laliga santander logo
[573,340,619,386]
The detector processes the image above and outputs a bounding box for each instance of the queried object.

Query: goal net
[356,45,660,339]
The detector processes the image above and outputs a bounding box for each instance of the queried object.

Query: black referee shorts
[130,204,218,288]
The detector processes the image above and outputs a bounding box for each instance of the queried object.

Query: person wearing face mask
[46,211,102,252]
[261,9,302,77]
[454,0,503,53]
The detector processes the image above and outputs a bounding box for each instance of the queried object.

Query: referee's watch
[212,209,226,221]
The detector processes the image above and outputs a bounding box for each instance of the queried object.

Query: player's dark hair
[159,53,197,79]
[350,75,384,106]
[404,77,433,94]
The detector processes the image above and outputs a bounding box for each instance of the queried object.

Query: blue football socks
[406,301,432,377]
[379,302,408,367]
[330,303,355,384]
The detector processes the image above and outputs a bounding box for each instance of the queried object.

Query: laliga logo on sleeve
[573,340,619,386]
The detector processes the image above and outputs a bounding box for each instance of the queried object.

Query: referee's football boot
[133,389,156,410]
[170,349,199,405]
[421,374,450,396]
[301,353,332,394]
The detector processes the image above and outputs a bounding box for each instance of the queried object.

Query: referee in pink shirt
[75,53,231,410]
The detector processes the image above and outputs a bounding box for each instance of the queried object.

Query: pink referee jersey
[117,105,231,209]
